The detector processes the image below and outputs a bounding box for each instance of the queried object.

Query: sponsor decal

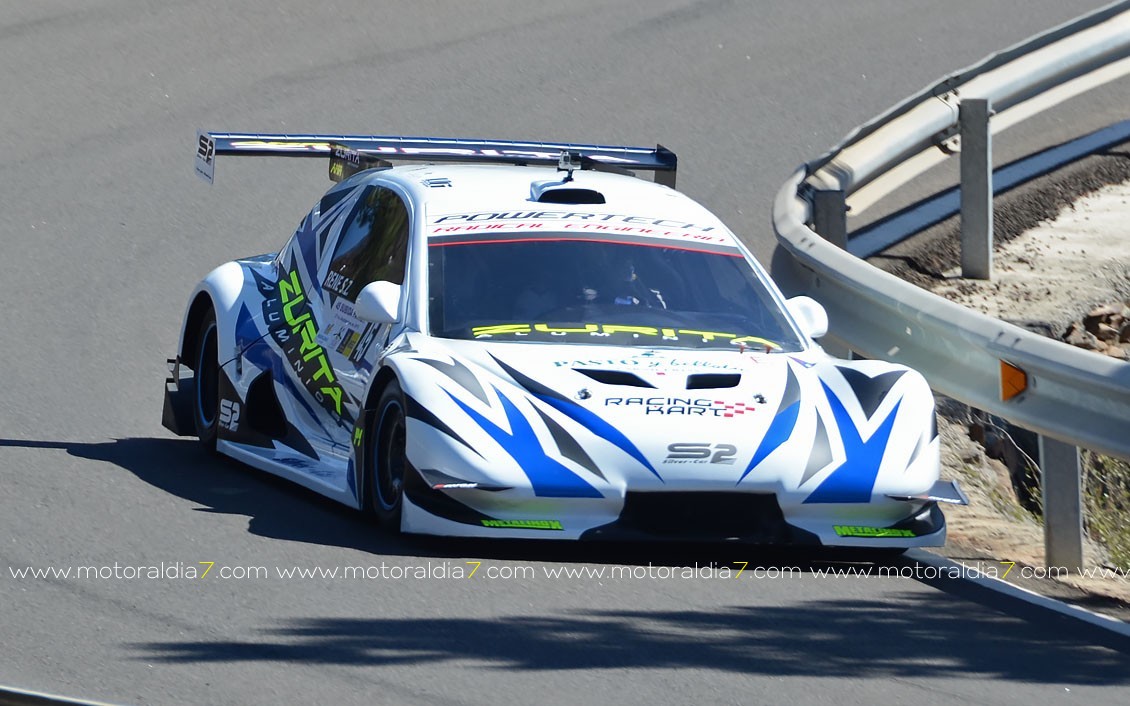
[219,399,241,432]
[664,443,738,465]
[259,264,352,427]
[480,519,564,531]
[554,355,742,371]
[471,322,780,349]
[322,270,354,298]
[194,132,215,182]
[230,140,332,152]
[605,397,756,417]
[427,211,733,245]
[431,211,716,232]
[317,298,373,362]
[833,525,915,538]
[333,145,363,167]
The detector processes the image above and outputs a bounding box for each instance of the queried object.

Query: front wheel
[192,309,220,451]
[367,380,407,530]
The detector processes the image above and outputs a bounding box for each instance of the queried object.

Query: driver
[606,260,666,309]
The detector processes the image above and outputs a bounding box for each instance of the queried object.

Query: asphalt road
[2,1,1129,704]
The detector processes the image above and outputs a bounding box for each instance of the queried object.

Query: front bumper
[401,462,950,547]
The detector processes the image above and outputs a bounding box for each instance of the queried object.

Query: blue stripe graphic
[446,388,603,498]
[538,396,662,482]
[804,382,901,504]
[737,401,800,484]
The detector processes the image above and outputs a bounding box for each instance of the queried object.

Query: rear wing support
[195,131,677,187]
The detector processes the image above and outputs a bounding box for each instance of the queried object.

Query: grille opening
[575,369,655,388]
[686,373,741,389]
[618,492,790,541]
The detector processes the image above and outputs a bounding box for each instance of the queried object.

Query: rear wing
[195,131,677,187]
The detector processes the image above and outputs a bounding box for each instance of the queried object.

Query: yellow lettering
[471,324,532,337]
[311,356,335,383]
[279,270,302,304]
[284,299,308,328]
[321,386,343,415]
[677,329,735,342]
[299,321,321,358]
[534,324,599,334]
[601,325,659,336]
[732,336,781,350]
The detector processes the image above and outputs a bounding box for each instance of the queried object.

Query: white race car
[163,132,966,546]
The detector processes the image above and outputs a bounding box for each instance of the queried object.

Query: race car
[162,132,967,546]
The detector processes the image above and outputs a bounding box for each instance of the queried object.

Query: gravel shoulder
[864,144,1130,620]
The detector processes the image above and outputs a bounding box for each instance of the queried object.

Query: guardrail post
[1038,435,1084,572]
[960,98,993,279]
[812,189,848,250]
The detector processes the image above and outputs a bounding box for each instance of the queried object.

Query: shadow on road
[0,436,891,568]
[6,435,1129,669]
[129,594,1130,682]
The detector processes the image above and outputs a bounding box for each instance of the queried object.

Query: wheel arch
[176,261,249,370]
[180,292,215,371]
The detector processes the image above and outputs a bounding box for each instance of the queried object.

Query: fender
[177,260,265,368]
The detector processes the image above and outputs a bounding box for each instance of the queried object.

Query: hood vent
[686,373,741,389]
[575,369,655,388]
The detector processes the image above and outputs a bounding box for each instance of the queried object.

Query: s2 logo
[219,399,241,431]
[665,443,737,465]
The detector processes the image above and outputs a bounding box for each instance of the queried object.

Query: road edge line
[909,549,1130,639]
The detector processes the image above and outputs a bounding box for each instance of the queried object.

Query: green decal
[833,525,915,538]
[481,519,564,531]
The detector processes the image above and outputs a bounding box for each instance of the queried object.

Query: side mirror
[355,281,401,324]
[785,296,828,339]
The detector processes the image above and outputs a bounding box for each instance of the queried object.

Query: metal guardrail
[771,1,1130,568]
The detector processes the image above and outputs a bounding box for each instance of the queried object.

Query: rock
[1120,322,1130,344]
[1084,304,1121,334]
[1105,345,1130,361]
[1064,322,1102,350]
[1096,322,1120,342]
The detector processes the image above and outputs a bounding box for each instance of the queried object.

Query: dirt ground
[861,148,1130,618]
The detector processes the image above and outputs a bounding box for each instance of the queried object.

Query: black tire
[192,309,220,451]
[367,380,408,530]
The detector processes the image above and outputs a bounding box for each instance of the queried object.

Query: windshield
[427,236,804,351]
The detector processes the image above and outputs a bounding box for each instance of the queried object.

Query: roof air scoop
[528,151,607,204]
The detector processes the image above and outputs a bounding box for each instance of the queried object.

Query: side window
[323,186,410,301]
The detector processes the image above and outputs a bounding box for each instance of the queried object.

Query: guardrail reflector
[1000,360,1027,401]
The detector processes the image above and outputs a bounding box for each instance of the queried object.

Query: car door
[315,184,411,442]
[249,180,371,457]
